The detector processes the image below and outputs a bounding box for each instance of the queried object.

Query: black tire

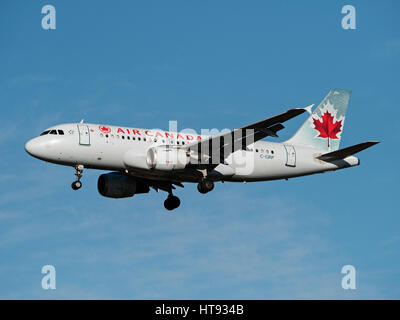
[71,181,82,190]
[164,196,180,210]
[197,180,214,194]
[197,183,207,194]
[204,180,214,192]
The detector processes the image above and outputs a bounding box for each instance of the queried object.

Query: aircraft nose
[25,138,40,157]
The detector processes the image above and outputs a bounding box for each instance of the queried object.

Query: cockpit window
[40,129,65,136]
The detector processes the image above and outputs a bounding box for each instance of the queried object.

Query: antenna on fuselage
[80,119,84,124]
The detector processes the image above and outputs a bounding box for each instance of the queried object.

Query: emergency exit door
[77,124,90,145]
[284,145,296,167]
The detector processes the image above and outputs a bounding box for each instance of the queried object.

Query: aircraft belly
[128,168,200,183]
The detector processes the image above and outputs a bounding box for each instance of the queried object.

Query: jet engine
[97,172,150,198]
[146,146,190,171]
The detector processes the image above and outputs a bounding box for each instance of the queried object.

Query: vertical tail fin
[286,89,351,151]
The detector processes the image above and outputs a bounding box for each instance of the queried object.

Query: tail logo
[312,102,344,148]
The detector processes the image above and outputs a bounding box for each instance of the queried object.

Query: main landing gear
[164,193,181,211]
[197,179,214,194]
[71,165,84,190]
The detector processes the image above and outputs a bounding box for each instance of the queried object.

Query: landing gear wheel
[164,195,181,211]
[71,180,82,190]
[197,180,214,194]
[71,165,84,191]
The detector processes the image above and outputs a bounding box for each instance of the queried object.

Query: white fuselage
[25,123,359,183]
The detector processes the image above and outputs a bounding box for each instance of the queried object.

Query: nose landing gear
[71,165,84,190]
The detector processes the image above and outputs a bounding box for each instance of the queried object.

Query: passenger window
[58,130,64,135]
[132,137,135,140]
[105,134,109,138]
[256,149,259,153]
[127,136,130,140]
[50,130,57,135]
[143,138,146,142]
[271,150,274,154]
[182,141,185,145]
[40,130,50,136]
[122,136,125,140]
[138,137,141,141]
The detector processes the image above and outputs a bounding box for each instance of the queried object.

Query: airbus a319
[25,89,378,210]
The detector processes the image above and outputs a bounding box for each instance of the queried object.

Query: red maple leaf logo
[312,111,342,148]
[99,125,111,133]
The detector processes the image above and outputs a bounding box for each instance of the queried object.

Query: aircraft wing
[188,107,307,164]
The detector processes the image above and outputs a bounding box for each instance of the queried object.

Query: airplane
[25,89,378,211]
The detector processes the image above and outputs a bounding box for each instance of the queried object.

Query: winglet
[304,104,314,114]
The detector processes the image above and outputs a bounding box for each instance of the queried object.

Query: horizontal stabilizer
[317,141,379,161]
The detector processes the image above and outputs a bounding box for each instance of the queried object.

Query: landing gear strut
[197,179,214,194]
[71,165,84,190]
[164,190,181,211]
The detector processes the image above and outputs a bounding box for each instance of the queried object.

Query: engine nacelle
[97,172,150,198]
[146,146,190,171]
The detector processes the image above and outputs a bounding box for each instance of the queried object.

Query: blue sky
[0,0,399,299]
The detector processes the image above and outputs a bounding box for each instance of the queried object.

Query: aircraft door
[284,145,296,167]
[77,124,90,145]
